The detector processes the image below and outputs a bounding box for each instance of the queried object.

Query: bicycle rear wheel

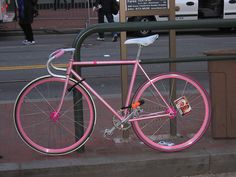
[14,76,96,155]
[132,73,211,152]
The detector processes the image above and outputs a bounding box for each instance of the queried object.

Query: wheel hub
[166,107,177,119]
[50,111,60,122]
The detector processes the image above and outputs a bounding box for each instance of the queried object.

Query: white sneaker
[22,40,28,44]
[22,40,36,45]
[96,37,104,41]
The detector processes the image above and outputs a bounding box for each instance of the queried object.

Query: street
[182,172,236,177]
[0,30,236,177]
[0,31,236,102]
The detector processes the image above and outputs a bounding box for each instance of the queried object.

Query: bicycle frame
[50,57,174,122]
[14,36,211,154]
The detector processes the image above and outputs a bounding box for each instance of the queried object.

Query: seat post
[136,45,143,60]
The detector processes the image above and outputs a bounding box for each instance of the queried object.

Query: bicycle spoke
[132,73,210,152]
[141,97,167,109]
[59,95,83,118]
[150,118,169,140]
[147,82,167,108]
[59,111,88,129]
[24,96,52,118]
[181,80,188,97]
[34,86,56,112]
[14,77,95,155]
[22,118,51,129]
[53,121,81,141]
[21,110,51,117]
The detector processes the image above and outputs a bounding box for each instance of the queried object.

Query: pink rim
[15,76,95,155]
[132,72,211,152]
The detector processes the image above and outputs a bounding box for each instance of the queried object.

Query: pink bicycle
[14,34,211,155]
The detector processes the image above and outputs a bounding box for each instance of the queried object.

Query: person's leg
[57,0,60,9]
[97,10,105,39]
[106,13,114,23]
[63,0,69,9]
[25,23,34,42]
[54,0,57,10]
[19,22,28,40]
[105,13,118,42]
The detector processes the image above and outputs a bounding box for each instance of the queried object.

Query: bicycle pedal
[104,128,114,138]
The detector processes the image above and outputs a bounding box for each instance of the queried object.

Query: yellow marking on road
[0,64,67,71]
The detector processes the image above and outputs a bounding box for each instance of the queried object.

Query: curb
[0,28,82,37]
[0,149,236,177]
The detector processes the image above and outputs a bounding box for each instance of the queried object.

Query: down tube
[125,61,139,107]
[71,69,123,120]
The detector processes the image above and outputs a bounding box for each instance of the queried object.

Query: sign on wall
[126,0,168,11]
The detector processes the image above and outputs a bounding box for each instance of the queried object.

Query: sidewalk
[2,8,97,33]
[0,97,236,177]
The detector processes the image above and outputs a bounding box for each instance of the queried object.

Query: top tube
[72,60,139,67]
[47,48,141,78]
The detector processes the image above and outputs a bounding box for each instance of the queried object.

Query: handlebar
[49,48,75,59]
[47,48,75,78]
[54,49,65,58]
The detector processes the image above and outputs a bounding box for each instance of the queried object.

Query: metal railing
[71,19,236,152]
[72,19,236,62]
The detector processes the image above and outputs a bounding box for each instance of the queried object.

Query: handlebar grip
[54,49,65,58]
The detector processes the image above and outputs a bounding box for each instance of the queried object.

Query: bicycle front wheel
[14,76,96,155]
[132,73,211,152]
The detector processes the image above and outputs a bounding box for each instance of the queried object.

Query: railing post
[73,34,84,153]
[169,0,177,136]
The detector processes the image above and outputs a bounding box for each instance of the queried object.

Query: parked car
[110,0,236,36]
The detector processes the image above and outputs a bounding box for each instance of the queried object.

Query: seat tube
[125,60,139,107]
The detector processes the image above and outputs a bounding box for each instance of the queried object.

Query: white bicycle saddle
[124,34,159,46]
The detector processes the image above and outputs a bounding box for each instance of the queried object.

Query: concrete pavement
[0,97,236,177]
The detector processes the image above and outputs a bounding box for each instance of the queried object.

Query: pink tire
[14,76,96,155]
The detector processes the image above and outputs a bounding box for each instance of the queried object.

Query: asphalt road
[0,31,236,102]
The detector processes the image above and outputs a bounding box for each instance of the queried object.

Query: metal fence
[4,0,97,30]
[37,0,93,10]
[35,0,97,29]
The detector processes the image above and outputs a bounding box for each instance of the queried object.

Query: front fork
[50,60,73,122]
